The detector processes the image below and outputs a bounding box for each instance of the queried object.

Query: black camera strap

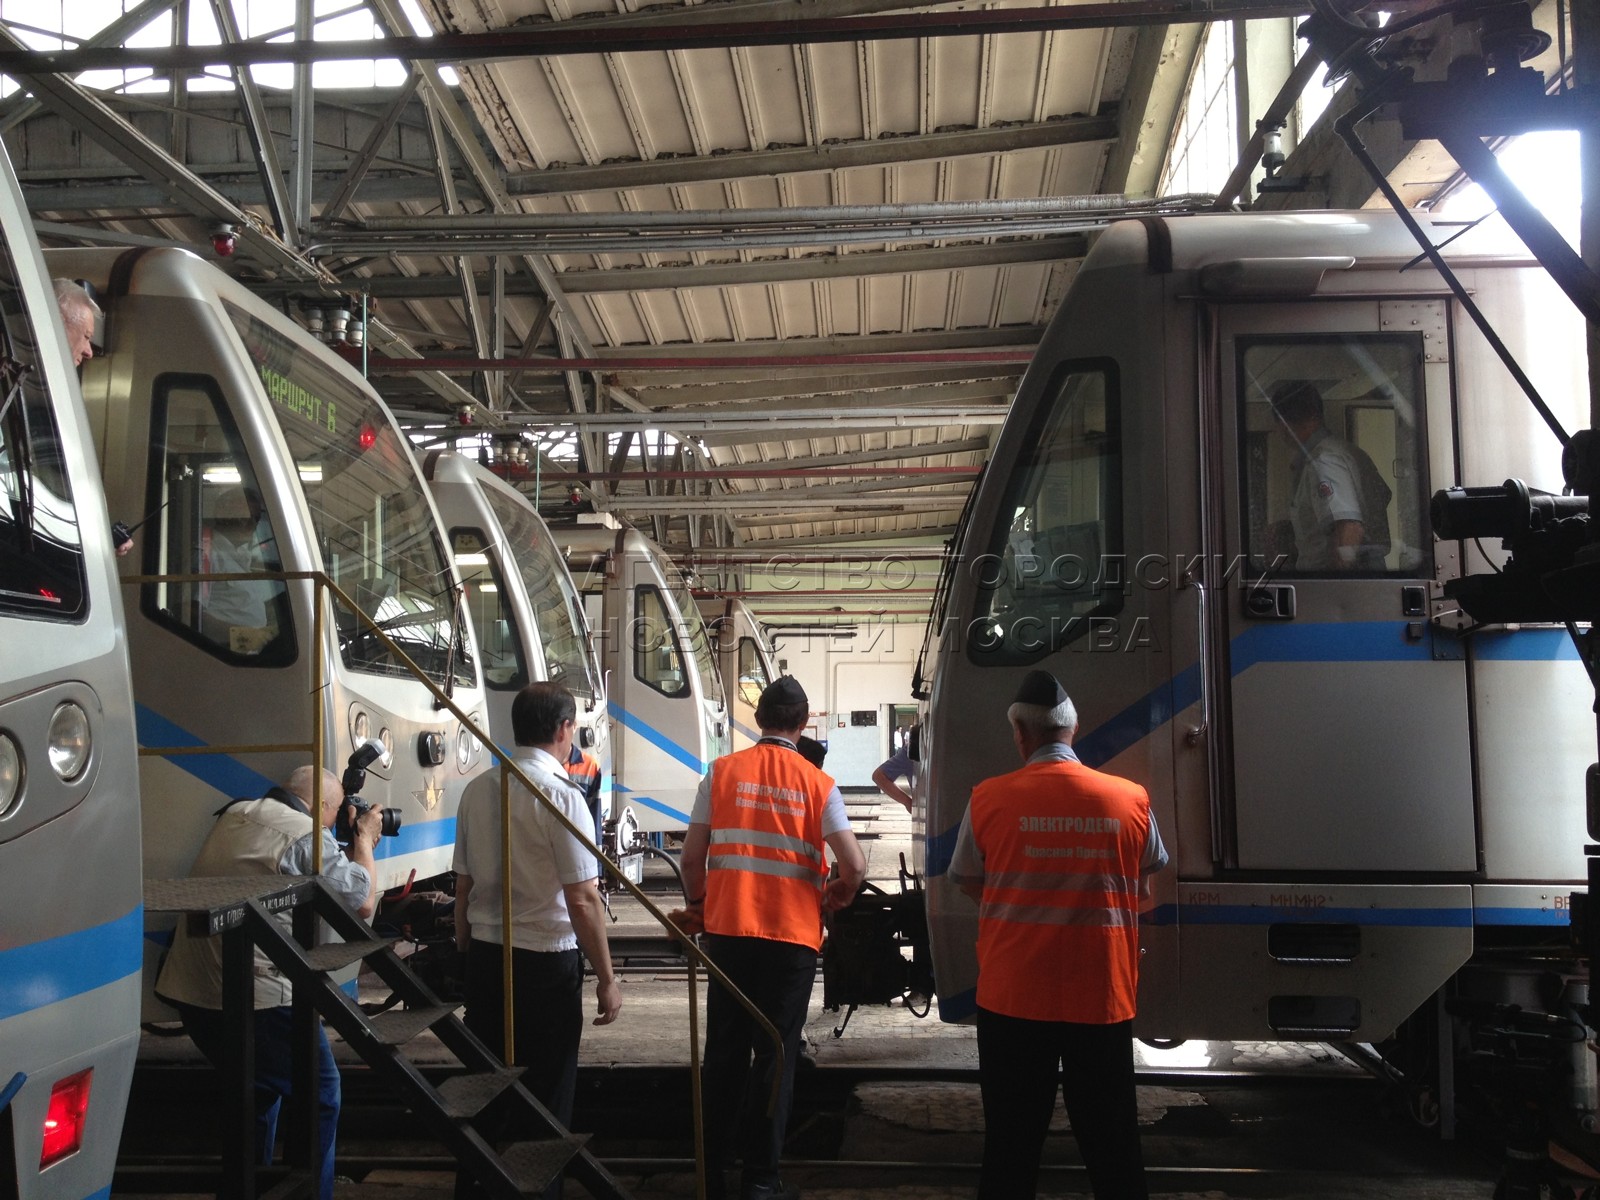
[212,785,311,819]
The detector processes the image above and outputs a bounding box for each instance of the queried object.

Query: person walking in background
[949,670,1168,1200]
[680,676,866,1200]
[871,721,918,811]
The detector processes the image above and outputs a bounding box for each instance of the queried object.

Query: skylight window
[0,0,457,99]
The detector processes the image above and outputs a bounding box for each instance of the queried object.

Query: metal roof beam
[741,526,956,547]
[2,0,1312,73]
[499,115,1118,195]
[558,239,1086,295]
[722,435,991,469]
[494,408,1007,432]
[601,329,1043,358]
[628,366,1017,403]
[639,382,1011,413]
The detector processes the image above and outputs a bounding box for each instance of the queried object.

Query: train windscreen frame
[480,484,600,700]
[669,573,723,703]
[0,255,87,620]
[223,301,473,686]
[967,359,1122,666]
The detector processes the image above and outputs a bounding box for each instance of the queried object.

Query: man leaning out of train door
[948,669,1169,1200]
[156,765,383,1200]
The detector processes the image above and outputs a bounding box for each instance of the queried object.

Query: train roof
[1087,210,1541,275]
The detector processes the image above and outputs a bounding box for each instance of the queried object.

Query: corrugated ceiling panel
[801,43,865,141]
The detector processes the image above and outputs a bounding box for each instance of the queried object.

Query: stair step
[501,1136,587,1195]
[437,1069,524,1119]
[365,1004,456,1045]
[303,937,393,973]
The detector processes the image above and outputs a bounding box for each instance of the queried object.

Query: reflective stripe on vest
[969,759,1151,1024]
[704,743,833,950]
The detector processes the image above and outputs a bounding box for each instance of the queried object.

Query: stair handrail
[128,565,782,1198]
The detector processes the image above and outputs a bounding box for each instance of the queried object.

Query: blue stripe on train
[137,704,454,861]
[135,703,277,799]
[928,622,1580,877]
[611,703,708,775]
[0,907,144,1021]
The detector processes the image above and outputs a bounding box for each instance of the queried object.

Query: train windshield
[0,270,86,620]
[224,303,473,686]
[969,362,1121,665]
[670,574,723,702]
[737,636,771,707]
[1238,335,1427,576]
[481,485,600,700]
[452,528,527,689]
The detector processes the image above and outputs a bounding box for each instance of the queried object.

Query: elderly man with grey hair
[155,765,383,1200]
[52,278,99,368]
[949,669,1167,1200]
[52,278,135,556]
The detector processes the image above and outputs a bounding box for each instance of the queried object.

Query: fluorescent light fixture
[202,466,242,485]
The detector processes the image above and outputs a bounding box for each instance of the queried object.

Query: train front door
[1209,300,1475,874]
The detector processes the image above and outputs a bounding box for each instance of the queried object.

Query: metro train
[0,151,142,1195]
[422,449,613,823]
[562,521,728,833]
[698,595,778,751]
[48,247,490,1011]
[910,211,1592,1074]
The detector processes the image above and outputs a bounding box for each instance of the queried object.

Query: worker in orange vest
[680,676,866,1200]
[949,669,1168,1200]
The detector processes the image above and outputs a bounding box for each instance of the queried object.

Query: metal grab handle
[1186,577,1210,746]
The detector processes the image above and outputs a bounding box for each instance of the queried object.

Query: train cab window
[969,362,1121,664]
[146,377,293,665]
[224,302,473,689]
[481,485,600,701]
[0,269,88,621]
[452,529,526,689]
[737,637,770,708]
[1239,336,1427,576]
[634,585,689,697]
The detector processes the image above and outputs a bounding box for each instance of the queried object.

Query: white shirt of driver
[453,746,598,952]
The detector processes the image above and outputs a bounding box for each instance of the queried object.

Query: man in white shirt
[452,681,621,1148]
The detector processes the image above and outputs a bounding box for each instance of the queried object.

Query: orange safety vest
[566,749,601,801]
[704,742,833,950]
[968,758,1151,1024]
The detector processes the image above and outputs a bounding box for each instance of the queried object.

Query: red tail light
[358,424,378,451]
[40,1069,92,1169]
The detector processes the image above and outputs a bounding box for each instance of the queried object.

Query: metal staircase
[147,874,633,1200]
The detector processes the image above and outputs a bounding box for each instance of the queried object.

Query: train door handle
[1186,578,1210,746]
[1244,584,1296,620]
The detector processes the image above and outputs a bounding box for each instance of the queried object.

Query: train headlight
[378,727,394,768]
[456,725,476,770]
[0,732,21,815]
[46,702,91,782]
[352,710,370,746]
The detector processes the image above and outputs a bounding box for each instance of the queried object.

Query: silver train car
[422,450,611,813]
[49,247,490,1009]
[563,523,728,833]
[916,212,1590,1053]
[0,152,142,1195]
[698,596,778,751]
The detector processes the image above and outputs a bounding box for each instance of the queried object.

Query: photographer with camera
[155,763,384,1200]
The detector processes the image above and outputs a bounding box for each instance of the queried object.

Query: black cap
[1013,669,1068,708]
[761,675,808,709]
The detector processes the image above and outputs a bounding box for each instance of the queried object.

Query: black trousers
[458,941,583,1200]
[700,933,817,1194]
[975,1010,1146,1200]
